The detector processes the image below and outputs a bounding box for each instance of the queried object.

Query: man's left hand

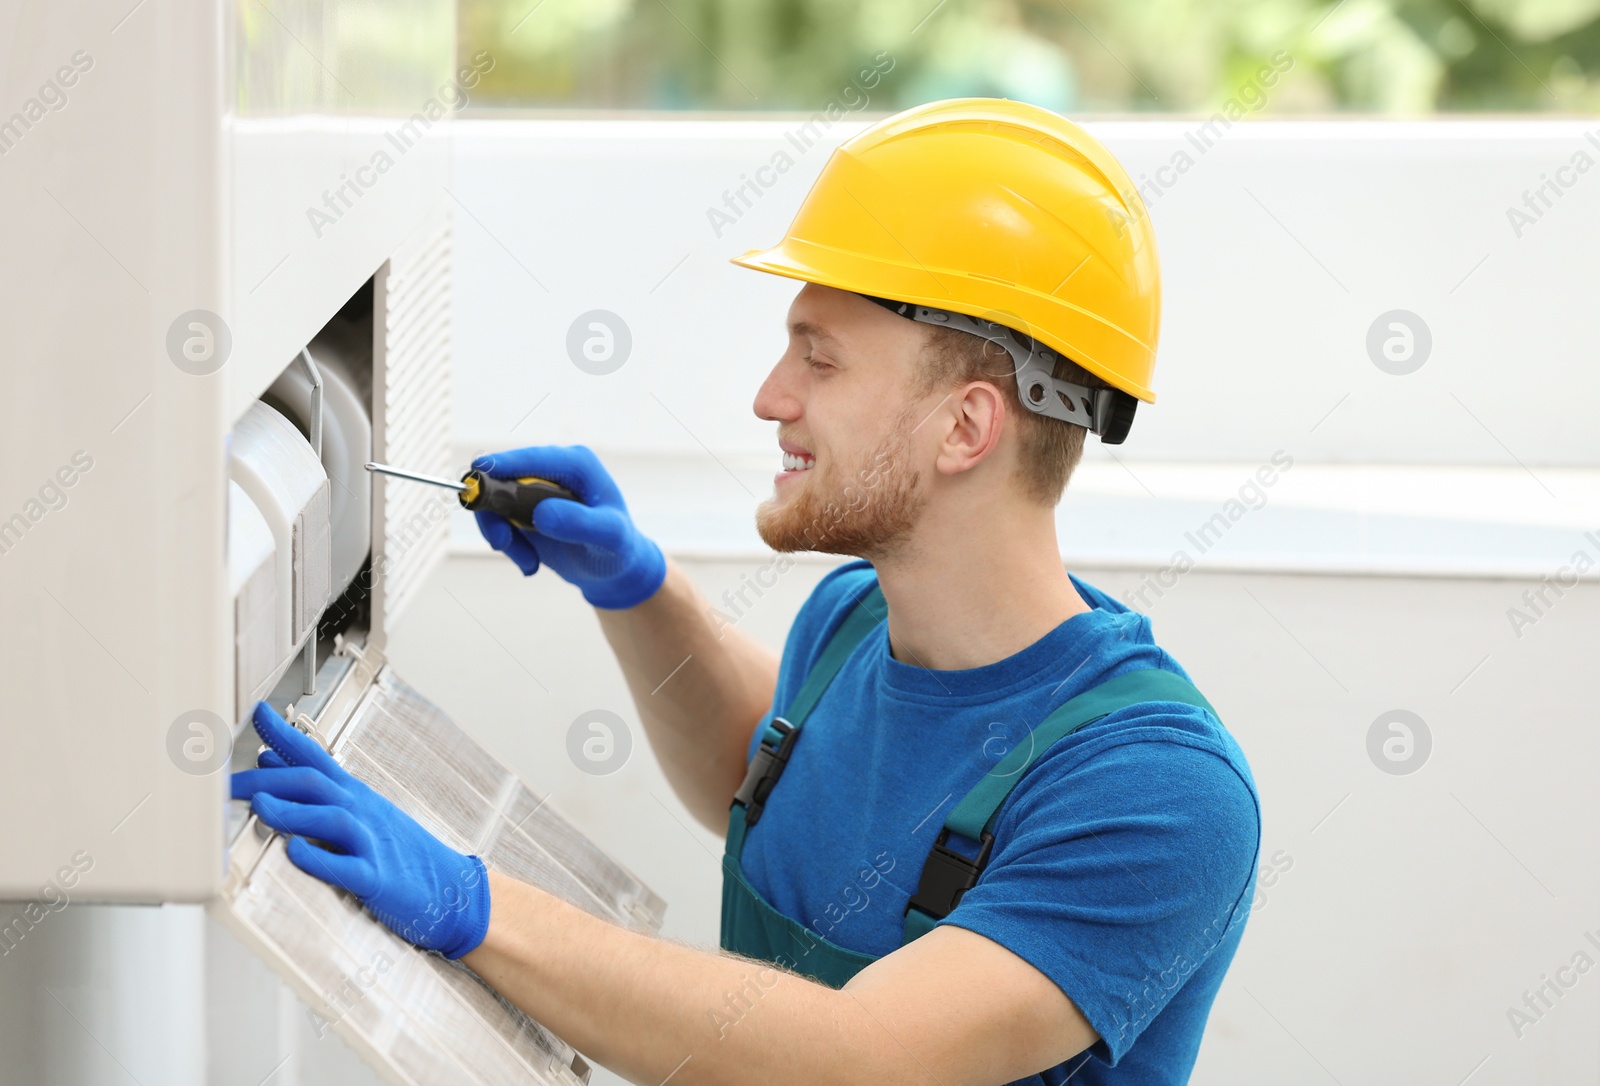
[230,701,491,960]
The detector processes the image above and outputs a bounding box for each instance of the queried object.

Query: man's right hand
[471,445,667,610]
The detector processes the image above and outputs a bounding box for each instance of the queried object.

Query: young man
[234,99,1260,1084]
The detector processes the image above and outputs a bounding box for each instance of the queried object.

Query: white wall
[448,118,1600,468]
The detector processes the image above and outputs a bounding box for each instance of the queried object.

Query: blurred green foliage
[458,0,1600,113]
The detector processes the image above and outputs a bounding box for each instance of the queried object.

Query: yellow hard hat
[731,97,1160,444]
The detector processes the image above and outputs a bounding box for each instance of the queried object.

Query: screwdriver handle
[458,471,577,529]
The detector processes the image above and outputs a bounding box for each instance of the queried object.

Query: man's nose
[753,359,800,423]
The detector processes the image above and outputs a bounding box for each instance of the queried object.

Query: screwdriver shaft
[364,461,467,492]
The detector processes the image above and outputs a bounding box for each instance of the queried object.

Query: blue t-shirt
[739,560,1260,1085]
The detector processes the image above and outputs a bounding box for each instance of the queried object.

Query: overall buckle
[733,717,800,828]
[906,827,995,922]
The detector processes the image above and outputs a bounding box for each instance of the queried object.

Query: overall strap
[727,583,887,854]
[766,583,887,746]
[903,667,1217,943]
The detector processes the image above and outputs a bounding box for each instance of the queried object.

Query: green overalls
[720,584,1218,988]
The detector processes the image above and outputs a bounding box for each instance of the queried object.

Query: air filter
[337,670,667,931]
[215,656,665,1086]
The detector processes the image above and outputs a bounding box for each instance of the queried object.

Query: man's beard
[755,404,923,559]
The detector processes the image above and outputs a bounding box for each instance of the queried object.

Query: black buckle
[732,717,800,828]
[906,827,995,922]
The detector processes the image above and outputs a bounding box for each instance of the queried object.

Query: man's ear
[932,380,1007,478]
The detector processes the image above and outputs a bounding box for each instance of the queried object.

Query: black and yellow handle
[458,471,577,529]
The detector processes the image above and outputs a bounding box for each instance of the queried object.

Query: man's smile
[777,438,816,485]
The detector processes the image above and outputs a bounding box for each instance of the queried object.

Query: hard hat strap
[860,295,1138,444]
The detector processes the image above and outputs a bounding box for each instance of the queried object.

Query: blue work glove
[471,444,667,610]
[230,702,491,960]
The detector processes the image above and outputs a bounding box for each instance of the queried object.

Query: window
[459,0,1600,114]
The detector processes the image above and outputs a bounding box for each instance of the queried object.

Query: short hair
[915,326,1111,505]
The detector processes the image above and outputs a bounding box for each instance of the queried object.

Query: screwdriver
[365,461,577,529]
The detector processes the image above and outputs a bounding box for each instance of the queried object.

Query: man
[234,98,1260,1085]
